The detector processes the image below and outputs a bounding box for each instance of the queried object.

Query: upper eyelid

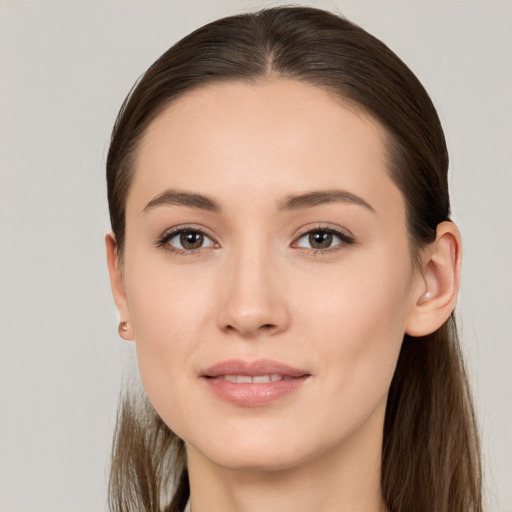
[160,224,216,240]
[156,226,219,253]
[290,226,356,253]
[157,223,354,248]
[167,229,215,243]
[292,224,355,240]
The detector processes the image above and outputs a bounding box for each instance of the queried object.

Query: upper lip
[202,358,309,378]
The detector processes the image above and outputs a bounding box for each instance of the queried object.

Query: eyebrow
[142,189,221,214]
[142,188,375,215]
[278,189,375,213]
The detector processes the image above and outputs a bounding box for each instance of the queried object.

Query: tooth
[253,375,271,383]
[270,374,282,382]
[224,375,237,382]
[236,375,252,383]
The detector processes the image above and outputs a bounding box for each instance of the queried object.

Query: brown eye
[308,231,333,249]
[294,228,354,252]
[163,229,215,252]
[180,231,204,249]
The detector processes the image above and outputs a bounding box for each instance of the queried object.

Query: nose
[216,244,290,338]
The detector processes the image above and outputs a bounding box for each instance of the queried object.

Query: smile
[215,374,295,383]
[202,359,311,407]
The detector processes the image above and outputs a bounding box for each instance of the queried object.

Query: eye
[293,227,354,252]
[159,228,216,253]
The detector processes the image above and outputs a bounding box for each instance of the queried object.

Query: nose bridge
[217,235,289,337]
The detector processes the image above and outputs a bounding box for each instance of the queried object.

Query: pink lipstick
[201,359,310,407]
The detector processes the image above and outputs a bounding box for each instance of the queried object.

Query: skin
[107,78,461,512]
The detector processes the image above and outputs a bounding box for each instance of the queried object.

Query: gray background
[0,1,510,511]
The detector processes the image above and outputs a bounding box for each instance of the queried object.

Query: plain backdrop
[0,1,510,511]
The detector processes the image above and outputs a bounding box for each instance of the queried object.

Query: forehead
[129,78,403,218]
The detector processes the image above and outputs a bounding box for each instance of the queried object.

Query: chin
[186,432,326,474]
[206,451,307,473]
[225,451,304,472]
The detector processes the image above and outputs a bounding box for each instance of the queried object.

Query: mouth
[201,359,311,407]
[211,374,298,383]
[202,358,309,378]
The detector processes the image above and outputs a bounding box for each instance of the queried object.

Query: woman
[105,6,482,512]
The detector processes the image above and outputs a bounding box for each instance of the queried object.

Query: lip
[201,358,311,407]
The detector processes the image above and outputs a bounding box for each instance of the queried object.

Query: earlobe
[105,233,134,341]
[405,221,462,337]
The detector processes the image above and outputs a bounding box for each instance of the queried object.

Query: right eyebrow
[142,189,221,214]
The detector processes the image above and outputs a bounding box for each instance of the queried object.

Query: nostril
[223,322,278,336]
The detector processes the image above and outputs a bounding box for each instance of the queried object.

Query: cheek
[295,250,412,410]
[123,254,217,404]
[296,247,412,336]
[125,250,214,339]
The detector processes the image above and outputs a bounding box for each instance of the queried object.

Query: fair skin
[106,79,461,512]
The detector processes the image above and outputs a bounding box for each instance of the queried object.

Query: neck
[186,401,388,512]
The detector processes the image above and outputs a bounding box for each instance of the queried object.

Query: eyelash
[156,225,217,255]
[156,225,355,256]
[293,226,355,255]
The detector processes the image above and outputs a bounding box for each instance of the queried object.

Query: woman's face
[118,79,424,471]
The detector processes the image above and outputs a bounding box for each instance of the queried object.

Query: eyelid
[156,224,220,254]
[291,224,355,252]
[293,223,355,239]
[155,223,355,255]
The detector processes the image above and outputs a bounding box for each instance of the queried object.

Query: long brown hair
[106,7,482,511]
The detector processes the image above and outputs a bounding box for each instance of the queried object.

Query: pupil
[180,231,203,249]
[309,231,332,249]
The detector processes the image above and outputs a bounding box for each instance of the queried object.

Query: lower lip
[203,376,309,407]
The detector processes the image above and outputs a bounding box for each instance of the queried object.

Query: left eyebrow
[277,189,375,213]
[142,189,221,214]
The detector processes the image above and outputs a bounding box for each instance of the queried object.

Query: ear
[405,221,462,337]
[105,232,134,341]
